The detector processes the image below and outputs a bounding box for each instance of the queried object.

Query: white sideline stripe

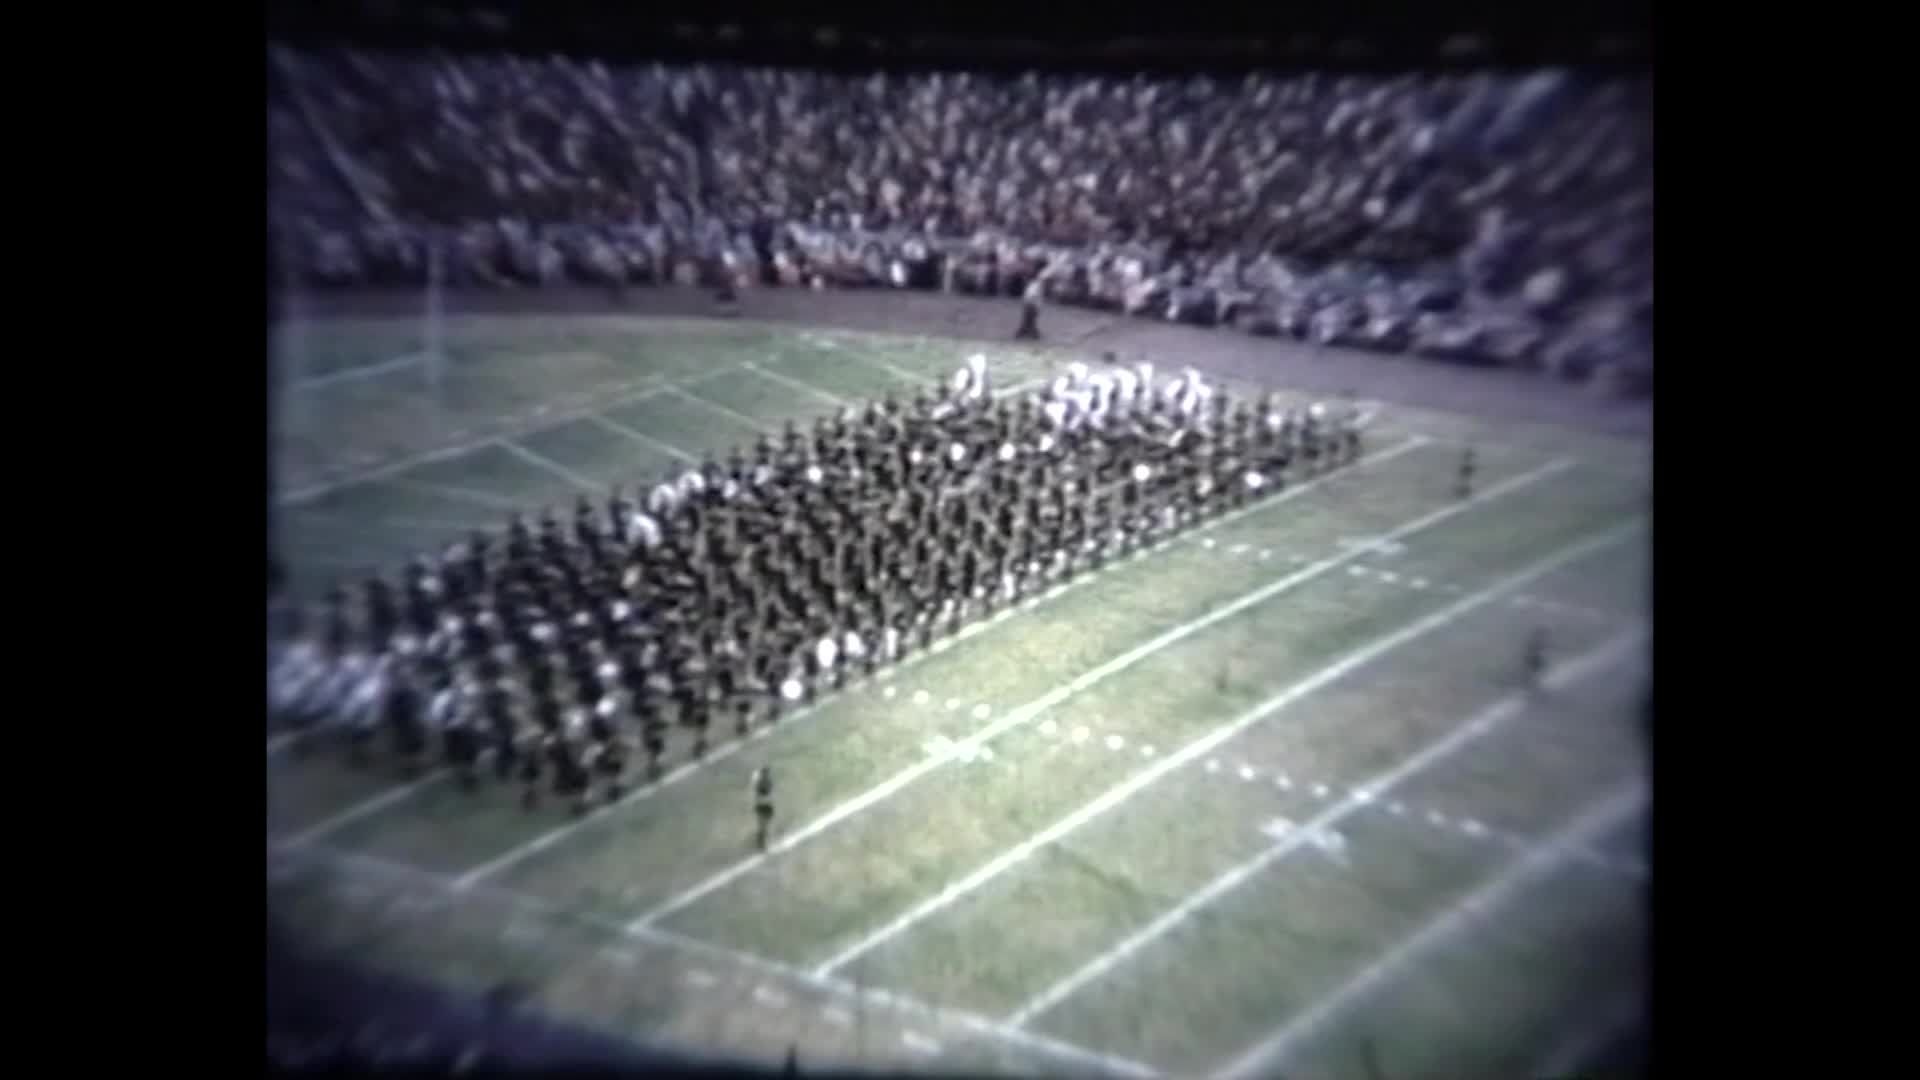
[267,731,302,756]
[635,442,1511,932]
[813,522,1641,978]
[497,439,603,493]
[280,770,448,849]
[291,438,1427,872]
[453,735,753,888]
[1212,782,1649,1080]
[666,386,776,434]
[585,413,700,464]
[453,438,1428,891]
[385,478,526,512]
[283,843,1161,1079]
[745,361,851,407]
[1005,627,1647,1026]
[279,378,674,505]
[290,352,425,391]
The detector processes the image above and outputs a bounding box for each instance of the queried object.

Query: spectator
[268,49,1652,388]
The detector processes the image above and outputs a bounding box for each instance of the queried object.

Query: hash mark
[902,1032,942,1056]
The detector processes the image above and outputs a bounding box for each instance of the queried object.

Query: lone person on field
[1014,277,1043,340]
[1456,446,1477,499]
[751,765,776,852]
[1524,627,1550,691]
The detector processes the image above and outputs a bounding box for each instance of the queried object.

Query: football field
[267,311,1651,1078]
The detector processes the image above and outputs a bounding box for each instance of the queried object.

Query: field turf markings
[743,361,852,408]
[584,413,700,465]
[279,377,669,505]
[284,842,1163,1079]
[1003,627,1646,1029]
[379,477,526,512]
[664,385,778,434]
[1210,781,1647,1080]
[496,438,604,493]
[808,522,1639,979]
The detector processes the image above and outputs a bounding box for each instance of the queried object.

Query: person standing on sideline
[751,765,776,851]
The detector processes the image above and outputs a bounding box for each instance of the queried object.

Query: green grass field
[267,312,1651,1078]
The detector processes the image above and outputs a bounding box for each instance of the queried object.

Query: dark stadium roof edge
[266,1,1652,74]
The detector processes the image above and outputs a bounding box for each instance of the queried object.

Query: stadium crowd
[269,49,1651,391]
[270,358,1371,814]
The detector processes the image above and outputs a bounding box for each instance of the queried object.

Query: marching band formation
[269,357,1370,816]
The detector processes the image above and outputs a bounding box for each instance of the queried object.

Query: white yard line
[288,353,426,392]
[278,378,673,506]
[447,438,1429,891]
[451,734,756,889]
[1005,627,1648,1026]
[286,843,1161,1079]
[812,522,1641,978]
[744,361,851,408]
[267,730,303,756]
[634,446,1542,935]
[797,331,918,379]
[496,438,604,493]
[665,385,777,434]
[1211,781,1648,1080]
[384,477,527,512]
[279,770,449,849]
[585,413,700,464]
